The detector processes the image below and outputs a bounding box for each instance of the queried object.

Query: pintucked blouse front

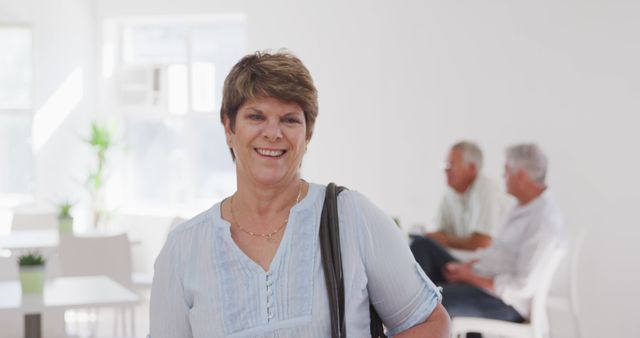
[150,183,441,337]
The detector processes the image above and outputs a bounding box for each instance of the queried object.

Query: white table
[0,275,140,338]
[0,230,58,251]
[0,229,141,251]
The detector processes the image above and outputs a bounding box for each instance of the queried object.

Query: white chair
[566,229,585,338]
[167,216,187,234]
[547,228,586,338]
[130,216,187,288]
[451,247,567,338]
[58,233,138,337]
[10,211,58,231]
[0,255,18,280]
[0,256,21,338]
[114,214,186,289]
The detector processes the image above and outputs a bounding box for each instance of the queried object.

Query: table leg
[24,314,41,338]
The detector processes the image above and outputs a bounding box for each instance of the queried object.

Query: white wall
[0,0,96,211]
[97,1,640,336]
[4,0,638,336]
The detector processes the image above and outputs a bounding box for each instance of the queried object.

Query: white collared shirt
[473,189,566,318]
[437,174,512,237]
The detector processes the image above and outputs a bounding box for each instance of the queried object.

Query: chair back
[58,233,132,287]
[569,227,587,320]
[168,216,187,235]
[530,246,567,337]
[0,256,18,280]
[0,257,21,336]
[11,211,58,231]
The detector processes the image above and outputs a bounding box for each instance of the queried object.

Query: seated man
[426,141,510,252]
[411,143,566,326]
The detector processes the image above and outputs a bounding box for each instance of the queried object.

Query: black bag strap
[320,182,387,338]
[320,183,346,338]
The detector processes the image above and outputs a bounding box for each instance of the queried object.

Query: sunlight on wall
[101,19,119,79]
[102,42,116,79]
[32,68,84,152]
[0,209,12,236]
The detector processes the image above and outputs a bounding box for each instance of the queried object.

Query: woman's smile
[255,147,286,158]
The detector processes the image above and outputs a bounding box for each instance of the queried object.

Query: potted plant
[57,201,74,234]
[83,121,116,229]
[18,251,46,294]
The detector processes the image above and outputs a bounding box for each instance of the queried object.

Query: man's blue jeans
[409,236,525,337]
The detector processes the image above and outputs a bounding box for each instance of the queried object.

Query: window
[0,26,34,195]
[102,15,245,211]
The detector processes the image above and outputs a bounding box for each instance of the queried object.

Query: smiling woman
[149,50,450,338]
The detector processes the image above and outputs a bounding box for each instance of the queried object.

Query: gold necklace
[230,181,303,241]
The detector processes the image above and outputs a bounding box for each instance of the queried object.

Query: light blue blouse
[150,183,441,337]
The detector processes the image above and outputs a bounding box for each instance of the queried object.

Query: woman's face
[225,96,308,187]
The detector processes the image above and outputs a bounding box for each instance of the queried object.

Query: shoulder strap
[320,182,347,338]
[320,183,387,338]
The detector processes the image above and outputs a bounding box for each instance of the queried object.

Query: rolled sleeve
[384,263,443,336]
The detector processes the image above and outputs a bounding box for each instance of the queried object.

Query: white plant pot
[19,266,45,294]
[58,216,74,235]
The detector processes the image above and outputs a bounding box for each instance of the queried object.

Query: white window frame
[100,15,245,215]
[0,25,34,202]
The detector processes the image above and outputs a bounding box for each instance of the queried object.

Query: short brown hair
[220,50,319,147]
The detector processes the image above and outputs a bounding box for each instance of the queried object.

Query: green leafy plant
[17,251,46,267]
[57,201,74,219]
[18,251,47,294]
[56,200,75,234]
[83,121,117,228]
[85,121,115,192]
